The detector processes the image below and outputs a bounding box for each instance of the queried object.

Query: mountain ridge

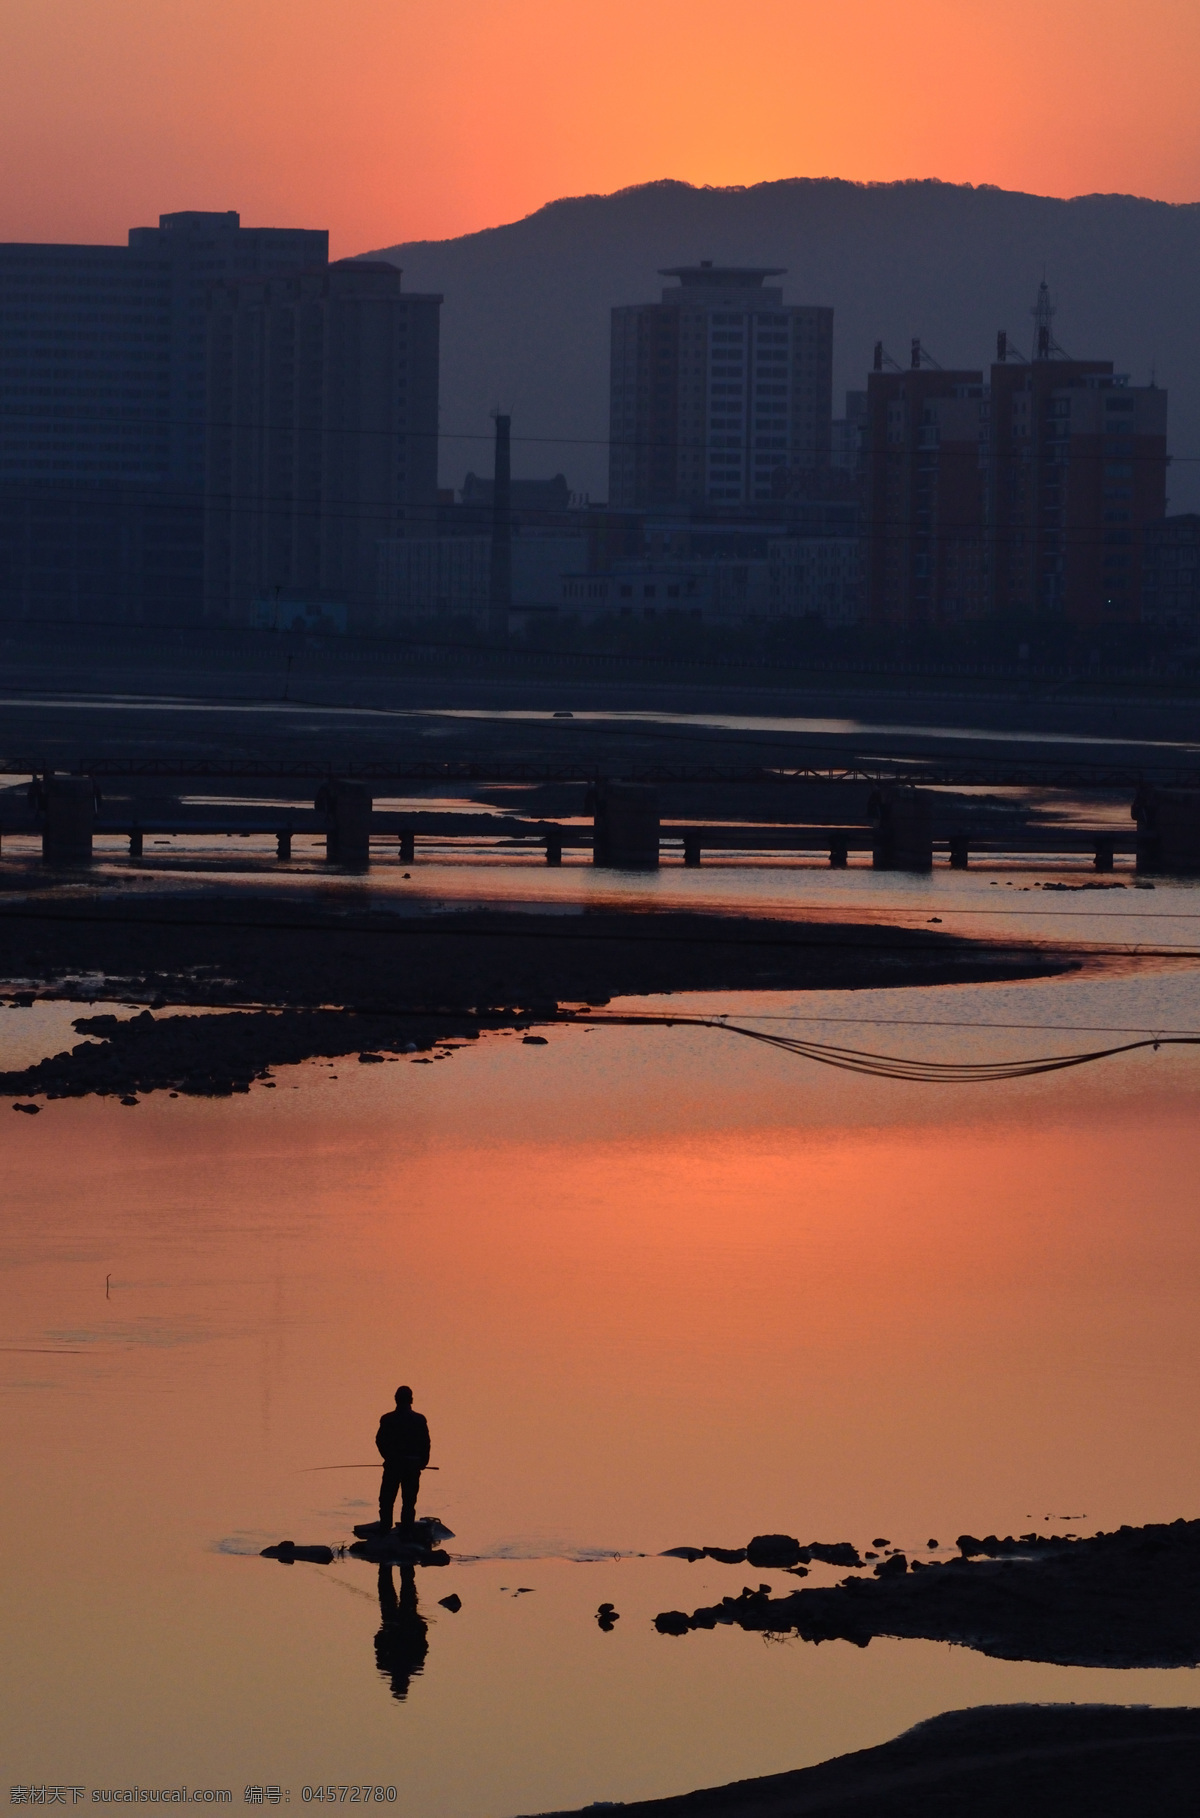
[359,176,1200,509]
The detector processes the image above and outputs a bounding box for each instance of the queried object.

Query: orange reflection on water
[3,1010,1200,1800]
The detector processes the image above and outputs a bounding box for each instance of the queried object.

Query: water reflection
[373,1563,429,1702]
[5,973,1200,1811]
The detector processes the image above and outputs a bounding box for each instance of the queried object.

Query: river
[3,889,1200,1810]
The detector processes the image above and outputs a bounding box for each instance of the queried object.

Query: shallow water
[8,842,1200,964]
[4,948,1200,1808]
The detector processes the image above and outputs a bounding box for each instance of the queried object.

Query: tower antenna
[1031,279,1069,360]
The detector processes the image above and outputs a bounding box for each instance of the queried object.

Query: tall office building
[204,261,441,627]
[608,264,833,510]
[865,355,988,628]
[0,211,327,622]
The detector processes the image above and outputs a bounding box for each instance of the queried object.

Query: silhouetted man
[376,1384,430,1533]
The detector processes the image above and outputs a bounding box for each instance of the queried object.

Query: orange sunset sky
[2,0,1199,255]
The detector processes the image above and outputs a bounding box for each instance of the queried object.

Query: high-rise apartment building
[987,325,1166,624]
[608,264,833,510]
[865,293,1169,629]
[0,212,327,492]
[0,211,327,622]
[865,356,988,628]
[204,261,440,627]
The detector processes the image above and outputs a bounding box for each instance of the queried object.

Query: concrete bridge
[11,773,1199,874]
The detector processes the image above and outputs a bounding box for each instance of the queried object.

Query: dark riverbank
[528,1704,1200,1818]
[0,893,1073,1100]
[654,1519,1200,1669]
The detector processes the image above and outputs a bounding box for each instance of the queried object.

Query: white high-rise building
[608,264,833,510]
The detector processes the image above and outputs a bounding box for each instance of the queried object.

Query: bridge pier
[128,827,143,858]
[545,827,564,865]
[828,835,849,868]
[1133,786,1200,874]
[591,781,660,868]
[1093,836,1116,872]
[42,775,95,865]
[277,829,292,860]
[398,830,415,864]
[318,779,372,868]
[683,830,702,867]
[870,787,933,872]
[948,833,970,870]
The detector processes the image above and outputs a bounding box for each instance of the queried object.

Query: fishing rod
[299,1463,440,1471]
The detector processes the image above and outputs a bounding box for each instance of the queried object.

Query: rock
[703,1546,747,1564]
[11,1102,40,1115]
[654,1610,692,1635]
[928,1539,940,1549]
[261,1542,335,1565]
[358,1052,385,1063]
[596,1601,620,1630]
[874,1553,908,1577]
[806,1541,864,1568]
[746,1534,803,1568]
[522,1035,548,1045]
[661,1546,705,1561]
[348,1538,451,1565]
[438,1594,462,1612]
[872,1538,890,1548]
[119,1095,139,1106]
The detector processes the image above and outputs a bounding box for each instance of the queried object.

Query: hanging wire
[582,1012,1199,1083]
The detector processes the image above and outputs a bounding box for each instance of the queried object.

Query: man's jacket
[376,1407,431,1467]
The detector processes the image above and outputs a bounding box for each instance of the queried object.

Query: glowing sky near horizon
[2,0,1199,254]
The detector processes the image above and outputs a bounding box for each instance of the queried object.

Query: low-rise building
[769,536,864,624]
[377,533,588,619]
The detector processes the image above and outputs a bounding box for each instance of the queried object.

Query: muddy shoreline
[653,1519,1200,1669]
[529,1704,1200,1817]
[0,893,1072,1100]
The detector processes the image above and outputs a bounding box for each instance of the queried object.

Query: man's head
[394,1385,413,1408]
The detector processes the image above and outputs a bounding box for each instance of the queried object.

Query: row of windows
[0,457,166,470]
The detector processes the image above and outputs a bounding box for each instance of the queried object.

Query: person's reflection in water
[373,1562,428,1701]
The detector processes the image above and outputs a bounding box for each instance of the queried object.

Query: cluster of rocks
[654,1518,1200,1667]
[662,1533,863,1570]
[0,1005,550,1102]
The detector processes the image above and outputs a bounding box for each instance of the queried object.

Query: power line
[585,1011,1200,1083]
[0,403,1191,459]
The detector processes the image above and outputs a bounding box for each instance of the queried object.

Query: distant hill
[362,177,1200,511]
